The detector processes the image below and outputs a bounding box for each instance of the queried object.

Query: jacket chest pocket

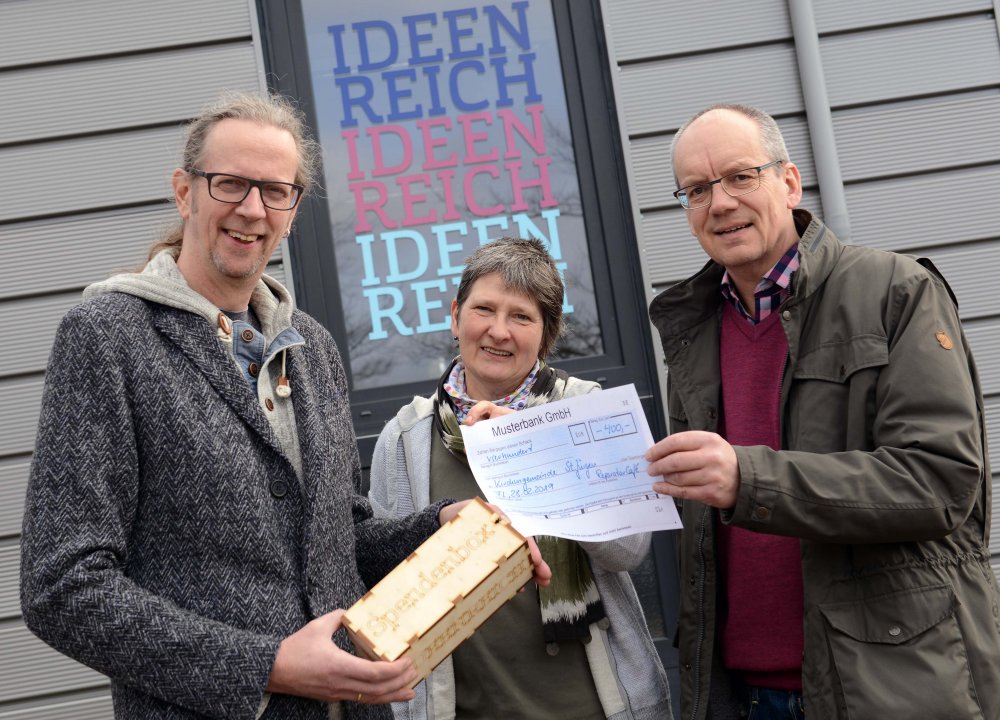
[819,585,983,718]
[787,334,887,453]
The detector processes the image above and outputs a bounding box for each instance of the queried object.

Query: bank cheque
[460,384,682,540]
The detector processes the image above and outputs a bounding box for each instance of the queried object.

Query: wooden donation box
[344,497,533,684]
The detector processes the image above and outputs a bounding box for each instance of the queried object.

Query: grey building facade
[1,0,998,716]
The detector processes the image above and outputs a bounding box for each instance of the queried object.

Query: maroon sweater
[717,303,804,690]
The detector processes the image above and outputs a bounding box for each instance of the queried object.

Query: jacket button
[888,625,901,637]
[782,310,791,320]
[689,575,697,586]
[248,362,259,377]
[270,480,288,498]
[265,398,274,411]
[752,506,770,521]
[241,329,255,342]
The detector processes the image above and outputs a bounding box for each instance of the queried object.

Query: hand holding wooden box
[344,497,533,685]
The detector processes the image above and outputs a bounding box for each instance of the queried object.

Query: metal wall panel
[814,0,993,35]
[618,44,803,136]
[993,479,1000,556]
[0,206,177,300]
[7,293,81,379]
[606,0,790,63]
[0,0,251,69]
[966,321,1000,397]
[987,403,1000,480]
[0,541,20,620]
[0,128,183,223]
[0,688,112,720]
[2,45,261,144]
[0,459,29,539]
[833,94,1000,184]
[0,378,43,459]
[630,117,815,211]
[844,165,1000,253]
[266,261,288,290]
[821,16,1000,108]
[0,623,108,704]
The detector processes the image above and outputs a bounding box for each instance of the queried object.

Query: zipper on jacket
[689,504,710,720]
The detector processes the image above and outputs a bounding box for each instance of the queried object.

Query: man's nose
[710,182,738,212]
[236,186,268,218]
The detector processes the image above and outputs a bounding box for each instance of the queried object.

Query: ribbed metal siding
[1,44,261,144]
[0,688,114,720]
[0,207,177,299]
[0,379,44,460]
[0,0,265,714]
[605,0,791,63]
[0,127,184,222]
[0,542,20,620]
[619,44,803,136]
[812,0,994,35]
[0,0,251,67]
[966,321,1000,396]
[835,94,1000,183]
[0,459,30,539]
[845,165,1000,253]
[988,403,1000,483]
[8,294,80,378]
[821,16,1000,107]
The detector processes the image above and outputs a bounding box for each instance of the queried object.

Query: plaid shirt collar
[720,243,800,324]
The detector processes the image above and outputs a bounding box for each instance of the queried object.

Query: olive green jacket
[649,210,1000,720]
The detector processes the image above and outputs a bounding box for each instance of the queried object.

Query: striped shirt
[721,244,800,324]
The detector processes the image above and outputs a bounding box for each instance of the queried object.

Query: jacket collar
[788,209,842,305]
[151,305,286,460]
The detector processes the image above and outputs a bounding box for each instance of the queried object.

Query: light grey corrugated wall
[603,0,1000,581]
[0,0,270,716]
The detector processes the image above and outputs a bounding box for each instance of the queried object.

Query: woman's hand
[463,401,515,425]
[437,499,471,525]
[438,499,552,588]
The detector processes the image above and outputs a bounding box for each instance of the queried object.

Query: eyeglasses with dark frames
[188,168,304,211]
[673,160,784,210]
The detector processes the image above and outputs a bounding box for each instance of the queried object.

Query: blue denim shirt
[225,311,304,394]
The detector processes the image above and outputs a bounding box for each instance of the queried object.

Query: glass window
[301,0,603,390]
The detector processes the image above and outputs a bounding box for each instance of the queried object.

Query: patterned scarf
[433,358,607,653]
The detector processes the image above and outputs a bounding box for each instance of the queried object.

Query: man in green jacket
[645,103,1000,720]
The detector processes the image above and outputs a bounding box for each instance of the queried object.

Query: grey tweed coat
[20,290,442,720]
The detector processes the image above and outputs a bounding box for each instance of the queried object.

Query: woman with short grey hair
[369,237,673,720]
